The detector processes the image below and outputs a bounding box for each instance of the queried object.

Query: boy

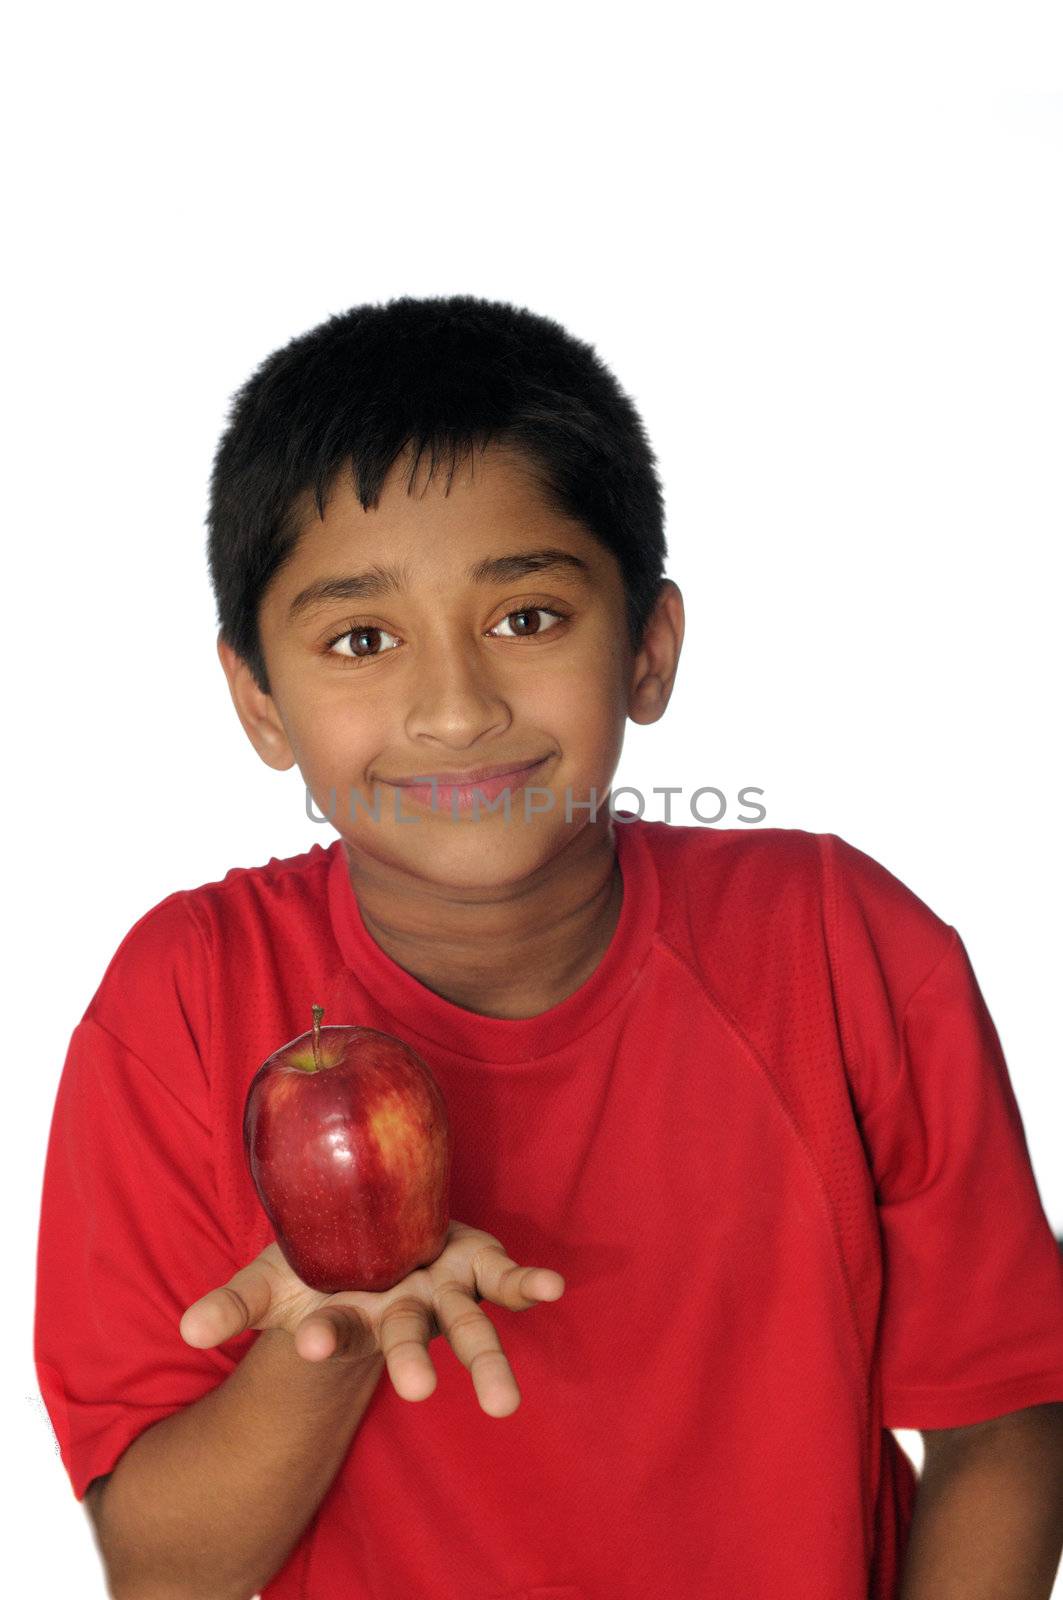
[34,294,1063,1599]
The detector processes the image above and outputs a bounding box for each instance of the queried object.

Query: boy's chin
[372,815,568,879]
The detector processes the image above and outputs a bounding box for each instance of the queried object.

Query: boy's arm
[85,1328,386,1600]
[897,1403,1063,1600]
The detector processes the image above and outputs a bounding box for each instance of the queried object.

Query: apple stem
[311,1004,324,1071]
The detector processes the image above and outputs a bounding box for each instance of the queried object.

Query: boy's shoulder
[641,817,821,876]
[82,840,336,1038]
[78,838,336,1075]
[640,819,954,1001]
[639,819,827,925]
[642,819,947,922]
[176,837,336,914]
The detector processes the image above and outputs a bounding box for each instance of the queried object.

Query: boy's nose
[403,647,512,751]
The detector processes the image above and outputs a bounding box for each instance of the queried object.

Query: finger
[375,1298,438,1403]
[293,1306,369,1365]
[470,1243,566,1311]
[433,1280,522,1418]
[179,1262,275,1349]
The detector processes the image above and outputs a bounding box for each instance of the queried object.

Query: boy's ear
[628,579,685,727]
[216,631,297,772]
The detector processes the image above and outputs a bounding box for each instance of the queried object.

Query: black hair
[206,293,668,696]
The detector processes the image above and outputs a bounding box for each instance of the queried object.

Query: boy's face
[220,442,682,893]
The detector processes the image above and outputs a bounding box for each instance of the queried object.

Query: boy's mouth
[387,756,549,786]
[382,756,551,812]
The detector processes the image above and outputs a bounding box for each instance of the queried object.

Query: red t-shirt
[34,819,1063,1598]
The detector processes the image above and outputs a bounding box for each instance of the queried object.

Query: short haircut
[206,294,668,695]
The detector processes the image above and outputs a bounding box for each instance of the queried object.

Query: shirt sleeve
[824,834,1063,1430]
[33,893,257,1502]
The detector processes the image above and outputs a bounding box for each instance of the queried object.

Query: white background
[5,2,1061,1593]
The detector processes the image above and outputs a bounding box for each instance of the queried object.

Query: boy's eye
[326,623,401,662]
[324,607,569,664]
[490,607,567,640]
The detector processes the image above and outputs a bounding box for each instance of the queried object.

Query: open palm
[180,1218,565,1417]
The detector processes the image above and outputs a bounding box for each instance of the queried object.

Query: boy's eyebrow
[287,548,593,623]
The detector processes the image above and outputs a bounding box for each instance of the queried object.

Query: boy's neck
[342,824,624,1020]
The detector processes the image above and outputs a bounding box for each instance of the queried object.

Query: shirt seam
[901,925,961,1017]
[818,832,861,1103]
[76,1010,214,1137]
[860,927,963,1128]
[176,890,216,1072]
[884,1368,1063,1400]
[817,832,960,1124]
[82,889,218,1070]
[651,925,873,1394]
[171,891,245,1261]
[83,893,234,1254]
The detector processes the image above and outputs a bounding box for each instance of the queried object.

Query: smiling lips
[382,756,550,812]
[387,757,549,786]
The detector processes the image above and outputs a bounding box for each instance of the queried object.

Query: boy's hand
[179,1219,565,1417]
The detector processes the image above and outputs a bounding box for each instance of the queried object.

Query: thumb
[180,1262,275,1349]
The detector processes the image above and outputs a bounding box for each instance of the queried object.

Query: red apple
[243,1005,452,1293]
